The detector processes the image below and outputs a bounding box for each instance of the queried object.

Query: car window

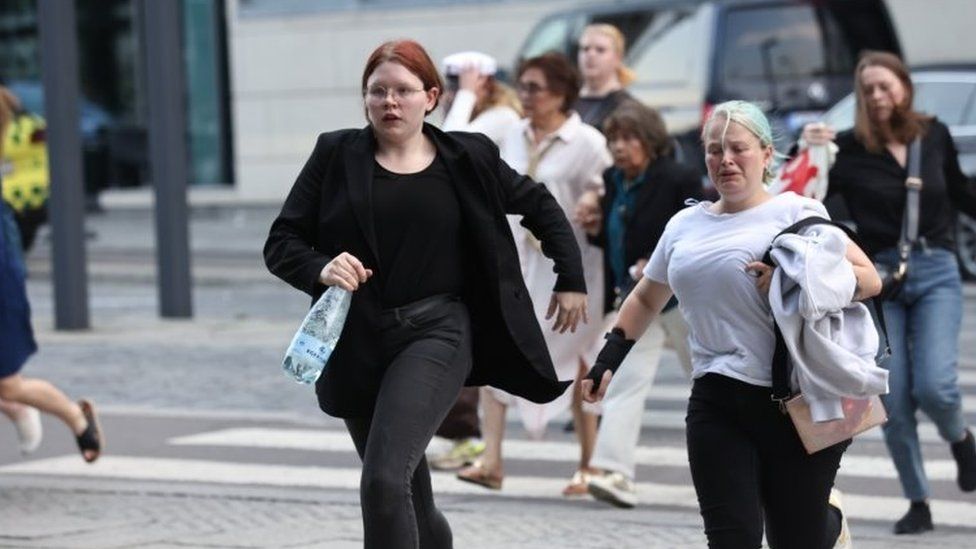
[822,93,856,132]
[592,11,656,57]
[966,98,976,126]
[719,5,825,83]
[629,9,696,85]
[913,82,976,126]
[519,15,574,60]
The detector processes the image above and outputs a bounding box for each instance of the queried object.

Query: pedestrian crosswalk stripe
[2,455,975,528]
[169,428,959,482]
[644,384,976,411]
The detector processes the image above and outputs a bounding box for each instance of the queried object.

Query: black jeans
[344,294,471,549]
[686,373,849,549]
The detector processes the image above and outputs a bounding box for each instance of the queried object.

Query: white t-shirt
[643,192,828,387]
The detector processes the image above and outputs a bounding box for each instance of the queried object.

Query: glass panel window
[719,5,825,82]
[914,81,976,126]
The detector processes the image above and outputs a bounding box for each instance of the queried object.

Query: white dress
[494,112,611,437]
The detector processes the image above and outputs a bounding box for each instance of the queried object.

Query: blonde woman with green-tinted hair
[583,101,882,548]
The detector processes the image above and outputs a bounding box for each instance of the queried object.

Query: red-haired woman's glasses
[365,85,425,102]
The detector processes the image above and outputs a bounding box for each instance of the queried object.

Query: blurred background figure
[440,51,522,144]
[575,103,700,508]
[0,85,102,464]
[0,399,42,454]
[457,52,611,496]
[575,24,638,133]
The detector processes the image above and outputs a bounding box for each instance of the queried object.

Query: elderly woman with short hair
[574,102,702,508]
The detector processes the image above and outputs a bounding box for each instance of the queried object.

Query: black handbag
[876,137,922,300]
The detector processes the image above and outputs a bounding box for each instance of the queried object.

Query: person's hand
[458,65,488,92]
[580,370,612,403]
[745,261,773,297]
[629,259,648,281]
[546,291,588,333]
[574,190,602,236]
[801,122,836,146]
[319,252,373,291]
[581,327,636,401]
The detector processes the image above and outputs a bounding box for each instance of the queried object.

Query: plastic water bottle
[282,286,351,384]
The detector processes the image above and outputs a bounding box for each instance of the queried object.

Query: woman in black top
[264,40,587,549]
[574,23,638,131]
[803,51,976,535]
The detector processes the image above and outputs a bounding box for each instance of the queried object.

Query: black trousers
[686,373,849,549]
[344,294,471,549]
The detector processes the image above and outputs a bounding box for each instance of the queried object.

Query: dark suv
[515,0,901,158]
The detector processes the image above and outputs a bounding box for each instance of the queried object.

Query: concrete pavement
[3,205,976,548]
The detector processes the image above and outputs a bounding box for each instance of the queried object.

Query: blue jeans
[876,246,968,501]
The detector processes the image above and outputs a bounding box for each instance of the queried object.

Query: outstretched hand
[546,291,588,333]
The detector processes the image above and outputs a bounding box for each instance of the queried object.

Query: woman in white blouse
[457,52,611,495]
[440,51,521,145]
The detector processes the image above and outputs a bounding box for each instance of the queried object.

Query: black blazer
[588,156,703,314]
[265,124,583,418]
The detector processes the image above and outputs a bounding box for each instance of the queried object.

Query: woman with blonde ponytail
[575,23,638,132]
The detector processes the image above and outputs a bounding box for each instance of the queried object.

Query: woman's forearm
[847,242,882,300]
[614,278,673,340]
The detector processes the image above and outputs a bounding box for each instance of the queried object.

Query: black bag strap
[762,216,891,406]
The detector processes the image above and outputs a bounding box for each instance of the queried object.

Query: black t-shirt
[574,89,637,133]
[372,156,464,307]
[828,119,976,256]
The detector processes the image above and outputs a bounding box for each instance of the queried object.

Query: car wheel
[954,213,976,280]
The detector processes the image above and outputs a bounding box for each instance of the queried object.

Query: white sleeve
[643,223,675,284]
[441,90,478,132]
[583,134,612,195]
[465,107,521,145]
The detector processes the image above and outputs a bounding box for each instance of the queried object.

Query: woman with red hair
[264,40,587,548]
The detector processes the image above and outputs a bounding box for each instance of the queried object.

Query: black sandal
[76,399,102,463]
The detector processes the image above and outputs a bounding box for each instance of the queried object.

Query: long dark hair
[853,51,930,152]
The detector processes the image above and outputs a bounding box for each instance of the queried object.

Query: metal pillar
[143,0,193,318]
[37,0,89,330]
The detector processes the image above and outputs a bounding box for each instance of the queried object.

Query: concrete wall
[225,0,565,202]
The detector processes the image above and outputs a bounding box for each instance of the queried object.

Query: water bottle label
[292,332,332,365]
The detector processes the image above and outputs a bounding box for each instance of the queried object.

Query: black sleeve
[263,134,334,296]
[481,135,586,293]
[940,122,976,217]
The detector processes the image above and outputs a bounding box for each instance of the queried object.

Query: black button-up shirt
[828,119,976,256]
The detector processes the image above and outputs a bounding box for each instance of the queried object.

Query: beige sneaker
[587,471,637,508]
[830,488,852,549]
[14,406,42,455]
[430,438,485,471]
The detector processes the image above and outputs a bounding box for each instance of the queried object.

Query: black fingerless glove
[585,328,636,394]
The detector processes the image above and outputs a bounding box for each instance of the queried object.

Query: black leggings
[686,373,849,549]
[344,295,471,549]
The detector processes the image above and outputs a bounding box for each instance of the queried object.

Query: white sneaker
[587,471,637,508]
[830,488,852,549]
[14,406,43,455]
